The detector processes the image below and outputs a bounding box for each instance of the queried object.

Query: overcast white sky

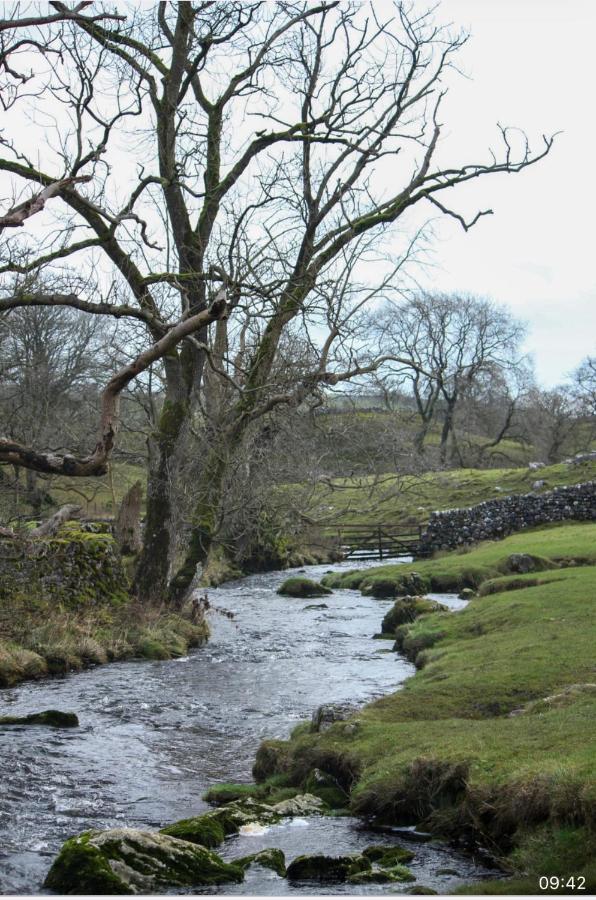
[394,0,596,386]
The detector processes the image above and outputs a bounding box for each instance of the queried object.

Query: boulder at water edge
[235,848,286,877]
[0,710,79,728]
[286,853,371,882]
[43,828,244,894]
[277,577,331,598]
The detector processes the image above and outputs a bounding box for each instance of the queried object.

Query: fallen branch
[30,504,82,538]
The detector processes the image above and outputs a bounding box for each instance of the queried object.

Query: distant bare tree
[371,293,527,463]
[572,356,596,417]
[521,387,578,464]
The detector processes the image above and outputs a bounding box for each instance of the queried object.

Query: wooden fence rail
[332,523,425,560]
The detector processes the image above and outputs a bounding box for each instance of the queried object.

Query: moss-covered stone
[362,571,430,598]
[0,709,78,728]
[271,793,325,816]
[160,808,238,847]
[363,844,416,865]
[286,853,371,882]
[0,526,128,609]
[382,596,448,634]
[349,867,414,884]
[224,798,280,827]
[43,832,133,895]
[44,828,244,894]
[235,848,286,877]
[277,577,332,598]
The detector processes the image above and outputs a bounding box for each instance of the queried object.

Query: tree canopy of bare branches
[0,2,554,602]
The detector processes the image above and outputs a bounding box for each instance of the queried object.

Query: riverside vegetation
[0,523,208,688]
[251,520,596,893]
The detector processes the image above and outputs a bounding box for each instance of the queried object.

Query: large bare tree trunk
[168,444,230,604]
[134,397,189,604]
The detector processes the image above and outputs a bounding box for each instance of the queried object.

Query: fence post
[378,525,383,560]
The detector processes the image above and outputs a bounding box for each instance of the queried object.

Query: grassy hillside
[262,522,596,893]
[296,457,596,530]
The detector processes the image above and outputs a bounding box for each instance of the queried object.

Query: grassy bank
[0,601,209,688]
[258,522,596,893]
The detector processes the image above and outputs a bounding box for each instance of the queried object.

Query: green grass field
[266,522,596,893]
[292,458,596,531]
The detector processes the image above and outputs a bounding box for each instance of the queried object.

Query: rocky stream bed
[0,559,498,894]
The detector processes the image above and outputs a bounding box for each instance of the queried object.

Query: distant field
[293,458,596,530]
[4,452,596,534]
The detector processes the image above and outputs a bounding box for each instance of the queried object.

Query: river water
[0,559,497,895]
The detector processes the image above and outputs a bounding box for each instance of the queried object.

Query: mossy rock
[271,792,325,816]
[362,572,430,598]
[277,577,332,598]
[160,809,238,847]
[349,866,414,884]
[224,798,281,826]
[408,886,438,894]
[382,596,448,634]
[286,853,371,882]
[363,844,416,866]
[44,828,244,894]
[235,848,286,877]
[0,709,78,728]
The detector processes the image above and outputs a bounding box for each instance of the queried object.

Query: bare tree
[370,292,527,463]
[572,356,596,417]
[0,3,553,603]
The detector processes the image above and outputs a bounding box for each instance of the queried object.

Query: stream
[0,559,497,895]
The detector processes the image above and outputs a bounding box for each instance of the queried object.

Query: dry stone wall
[419,481,596,554]
[0,523,128,607]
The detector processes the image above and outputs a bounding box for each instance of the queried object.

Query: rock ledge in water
[235,848,286,877]
[43,828,244,894]
[0,709,78,728]
[271,793,325,816]
[286,853,370,882]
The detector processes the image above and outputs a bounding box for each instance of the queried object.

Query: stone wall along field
[419,481,596,554]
